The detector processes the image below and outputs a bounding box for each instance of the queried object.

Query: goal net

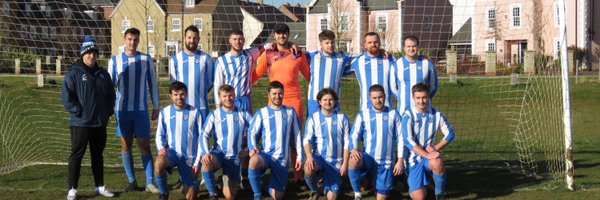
[0,0,575,189]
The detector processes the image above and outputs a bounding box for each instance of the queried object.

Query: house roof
[363,0,397,11]
[110,0,166,18]
[286,22,306,46]
[279,4,306,22]
[308,0,330,13]
[240,1,295,45]
[79,0,118,7]
[448,18,471,45]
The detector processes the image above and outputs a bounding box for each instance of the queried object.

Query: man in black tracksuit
[61,36,116,200]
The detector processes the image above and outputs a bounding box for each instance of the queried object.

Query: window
[338,40,350,52]
[423,16,432,31]
[486,8,496,29]
[554,2,560,27]
[25,3,31,16]
[185,0,195,8]
[511,4,522,28]
[50,27,57,39]
[29,26,37,39]
[338,13,349,32]
[198,44,202,51]
[121,19,130,33]
[554,38,561,59]
[172,18,181,32]
[194,18,202,30]
[118,45,126,54]
[27,47,36,54]
[320,18,328,31]
[42,26,49,39]
[64,8,73,19]
[377,15,387,32]
[166,41,179,57]
[147,18,155,33]
[20,25,27,38]
[2,2,9,16]
[148,44,155,58]
[40,4,51,17]
[486,39,496,52]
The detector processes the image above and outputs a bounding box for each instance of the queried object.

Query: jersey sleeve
[61,70,82,116]
[438,112,455,143]
[342,53,356,77]
[252,52,268,85]
[299,55,311,81]
[428,59,439,98]
[249,46,264,60]
[402,112,417,151]
[247,111,263,151]
[169,56,176,82]
[342,115,351,151]
[349,113,364,151]
[205,55,215,92]
[155,110,168,150]
[291,109,304,162]
[213,58,224,105]
[394,111,404,159]
[147,58,160,110]
[303,116,315,147]
[389,60,400,102]
[199,113,215,157]
[107,56,117,85]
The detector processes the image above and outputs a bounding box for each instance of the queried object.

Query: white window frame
[423,16,432,31]
[338,40,350,52]
[319,17,328,32]
[486,39,496,52]
[376,14,387,32]
[166,41,179,57]
[554,38,561,59]
[42,26,49,39]
[185,0,195,8]
[50,27,57,39]
[193,18,202,30]
[338,12,349,32]
[29,26,37,39]
[2,2,9,16]
[486,7,496,30]
[20,25,27,38]
[172,18,181,32]
[554,1,560,28]
[118,45,126,54]
[510,4,522,29]
[64,8,73,19]
[147,17,155,33]
[198,43,203,51]
[121,18,130,33]
[25,3,31,16]
[148,44,155,58]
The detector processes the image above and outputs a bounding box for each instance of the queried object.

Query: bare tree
[328,0,355,52]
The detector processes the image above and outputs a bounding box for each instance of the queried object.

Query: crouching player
[195,85,253,200]
[402,83,455,200]
[303,88,351,200]
[247,81,303,200]
[154,82,201,200]
[348,84,404,200]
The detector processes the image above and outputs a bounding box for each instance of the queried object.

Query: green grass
[1,75,600,199]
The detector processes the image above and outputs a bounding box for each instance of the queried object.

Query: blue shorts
[235,95,253,113]
[360,152,394,195]
[407,158,432,193]
[307,100,341,117]
[116,111,151,139]
[165,149,200,190]
[211,151,241,186]
[257,152,288,193]
[313,155,342,195]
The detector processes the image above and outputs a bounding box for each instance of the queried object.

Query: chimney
[256,0,263,5]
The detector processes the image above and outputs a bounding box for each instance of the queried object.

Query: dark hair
[316,88,339,102]
[185,25,200,35]
[318,30,336,42]
[124,28,140,37]
[369,84,385,94]
[268,81,284,92]
[230,29,244,37]
[364,32,380,41]
[412,83,429,95]
[218,84,235,95]
[403,35,420,46]
[169,81,188,94]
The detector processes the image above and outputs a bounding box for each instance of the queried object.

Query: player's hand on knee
[295,160,303,171]
[350,150,362,161]
[393,160,404,176]
[426,146,438,153]
[426,151,440,160]
[249,150,258,157]
[159,148,168,157]
[192,166,200,176]
[305,157,315,171]
[202,154,213,166]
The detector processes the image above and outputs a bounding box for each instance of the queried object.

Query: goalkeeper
[402,83,455,200]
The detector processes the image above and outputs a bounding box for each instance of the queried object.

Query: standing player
[349,32,395,111]
[108,27,159,193]
[62,36,115,200]
[169,25,214,118]
[196,85,253,200]
[303,88,350,200]
[348,85,404,200]
[154,82,202,200]
[402,83,455,200]
[305,30,353,116]
[391,35,438,113]
[253,23,310,184]
[247,81,303,200]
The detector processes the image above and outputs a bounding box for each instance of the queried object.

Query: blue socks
[202,170,217,195]
[433,173,447,196]
[141,154,154,185]
[348,168,362,193]
[156,174,168,195]
[304,175,319,192]
[248,168,262,198]
[121,152,136,183]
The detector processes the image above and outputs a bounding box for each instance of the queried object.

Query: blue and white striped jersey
[213,48,261,104]
[169,51,214,110]
[306,51,353,102]
[197,107,253,165]
[402,107,455,167]
[248,106,302,168]
[303,111,350,169]
[349,53,395,110]
[108,52,160,111]
[350,106,403,168]
[155,104,202,166]
[391,57,438,113]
